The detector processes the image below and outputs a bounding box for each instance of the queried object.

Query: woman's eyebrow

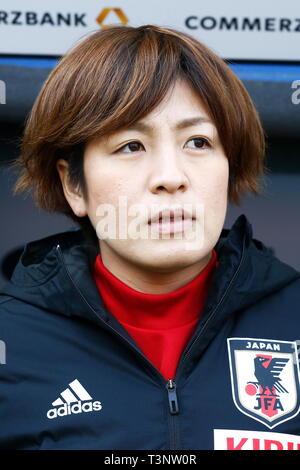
[126,116,213,134]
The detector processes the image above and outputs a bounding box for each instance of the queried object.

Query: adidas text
[47,400,102,419]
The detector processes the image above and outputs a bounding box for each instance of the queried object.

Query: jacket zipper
[166,379,179,414]
[56,239,245,449]
[166,379,180,449]
[166,237,245,449]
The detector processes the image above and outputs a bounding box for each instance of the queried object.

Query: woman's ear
[56,159,87,217]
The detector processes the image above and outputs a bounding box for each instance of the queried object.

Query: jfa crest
[227,338,300,429]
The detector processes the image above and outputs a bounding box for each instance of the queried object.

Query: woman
[0,25,299,450]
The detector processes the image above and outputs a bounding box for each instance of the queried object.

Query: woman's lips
[149,217,195,234]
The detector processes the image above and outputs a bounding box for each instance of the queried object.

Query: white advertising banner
[0,0,300,60]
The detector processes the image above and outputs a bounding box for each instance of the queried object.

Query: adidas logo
[47,379,102,419]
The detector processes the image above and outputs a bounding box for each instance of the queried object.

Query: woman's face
[59,78,229,274]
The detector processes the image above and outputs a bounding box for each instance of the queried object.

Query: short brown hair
[12,24,267,234]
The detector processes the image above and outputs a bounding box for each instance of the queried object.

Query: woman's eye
[118,141,144,153]
[185,137,211,149]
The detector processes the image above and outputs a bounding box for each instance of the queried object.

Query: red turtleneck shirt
[93,249,218,381]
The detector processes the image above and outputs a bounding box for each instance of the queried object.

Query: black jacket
[0,214,300,450]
